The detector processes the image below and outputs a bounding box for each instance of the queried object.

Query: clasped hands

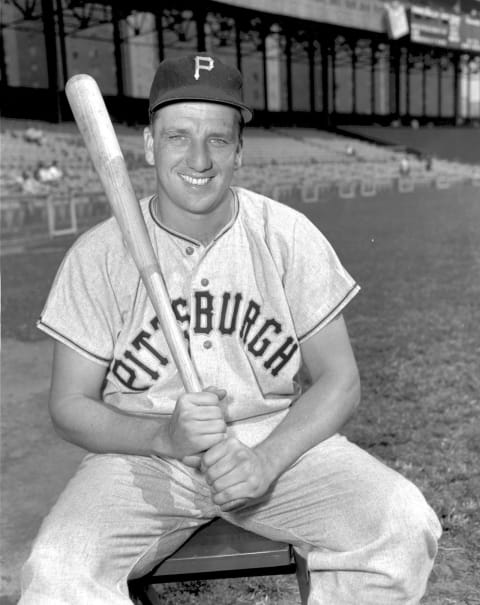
[165,386,273,511]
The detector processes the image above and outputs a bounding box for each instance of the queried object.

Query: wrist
[254,442,282,487]
[149,419,176,459]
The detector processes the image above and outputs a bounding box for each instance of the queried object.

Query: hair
[237,113,245,145]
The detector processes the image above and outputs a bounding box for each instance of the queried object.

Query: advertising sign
[410,5,480,51]
[223,0,386,33]
[385,2,409,40]
[410,5,456,47]
[460,14,480,52]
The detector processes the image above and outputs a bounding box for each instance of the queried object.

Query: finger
[209,465,250,493]
[219,498,249,512]
[191,407,225,421]
[186,391,225,406]
[212,481,251,507]
[201,439,230,471]
[203,386,227,400]
[190,418,227,434]
[203,451,242,485]
[202,436,241,469]
[194,432,227,452]
[182,454,202,468]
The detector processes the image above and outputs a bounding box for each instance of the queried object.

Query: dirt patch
[1,338,85,601]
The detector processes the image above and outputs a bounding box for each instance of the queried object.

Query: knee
[392,481,441,555]
[381,480,442,591]
[22,531,75,592]
[22,521,103,593]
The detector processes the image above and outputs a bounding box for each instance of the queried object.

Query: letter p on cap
[194,56,214,80]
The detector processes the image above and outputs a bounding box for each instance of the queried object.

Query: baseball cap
[148,53,253,123]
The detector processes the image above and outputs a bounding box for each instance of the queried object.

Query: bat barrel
[65,74,201,393]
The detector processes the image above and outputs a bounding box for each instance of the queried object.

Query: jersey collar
[148,188,239,247]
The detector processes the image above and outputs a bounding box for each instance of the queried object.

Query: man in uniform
[20,53,441,604]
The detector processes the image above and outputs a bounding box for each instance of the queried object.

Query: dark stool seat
[128,518,309,604]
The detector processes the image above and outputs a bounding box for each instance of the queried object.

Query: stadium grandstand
[1,0,479,253]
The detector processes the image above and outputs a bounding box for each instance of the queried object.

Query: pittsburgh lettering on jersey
[112,290,298,390]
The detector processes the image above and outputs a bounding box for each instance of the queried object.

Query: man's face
[144,102,243,222]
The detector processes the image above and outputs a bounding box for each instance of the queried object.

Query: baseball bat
[65,73,202,393]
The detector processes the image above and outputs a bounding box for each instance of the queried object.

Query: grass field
[2,183,480,604]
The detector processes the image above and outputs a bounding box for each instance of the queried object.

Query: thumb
[203,386,227,400]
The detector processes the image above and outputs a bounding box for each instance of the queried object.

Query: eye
[209,137,230,146]
[168,134,187,142]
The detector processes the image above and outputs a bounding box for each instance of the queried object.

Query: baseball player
[20,54,441,604]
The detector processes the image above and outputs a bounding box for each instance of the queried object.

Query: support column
[453,51,459,123]
[466,55,472,120]
[55,0,68,89]
[0,17,8,88]
[438,52,442,118]
[235,19,242,72]
[371,40,376,116]
[308,34,315,114]
[320,30,330,127]
[261,28,268,113]
[390,41,400,119]
[112,3,124,98]
[41,0,60,121]
[155,9,164,63]
[351,39,357,114]
[285,28,292,115]
[332,36,337,115]
[195,7,206,52]
[406,46,411,119]
[422,50,427,119]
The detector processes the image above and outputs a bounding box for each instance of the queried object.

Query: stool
[128,518,309,604]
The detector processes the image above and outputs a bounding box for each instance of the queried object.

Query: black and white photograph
[1,1,479,603]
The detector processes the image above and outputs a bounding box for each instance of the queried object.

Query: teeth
[181,175,210,185]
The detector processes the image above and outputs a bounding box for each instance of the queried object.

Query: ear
[234,141,243,170]
[144,126,155,166]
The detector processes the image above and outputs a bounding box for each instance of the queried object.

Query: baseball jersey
[38,187,360,446]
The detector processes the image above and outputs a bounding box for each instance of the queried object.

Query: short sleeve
[285,215,360,342]
[37,238,121,365]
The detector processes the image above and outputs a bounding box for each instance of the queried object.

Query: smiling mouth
[180,174,212,186]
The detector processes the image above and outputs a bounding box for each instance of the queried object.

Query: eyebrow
[161,126,236,139]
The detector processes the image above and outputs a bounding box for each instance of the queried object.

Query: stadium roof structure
[1,0,479,124]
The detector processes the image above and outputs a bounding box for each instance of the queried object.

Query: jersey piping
[298,282,360,343]
[37,320,112,365]
[148,188,240,246]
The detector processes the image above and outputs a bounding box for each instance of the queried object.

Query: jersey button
[203,340,212,349]
[185,246,195,255]
[201,278,209,287]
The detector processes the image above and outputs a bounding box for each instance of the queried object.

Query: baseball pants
[20,434,442,605]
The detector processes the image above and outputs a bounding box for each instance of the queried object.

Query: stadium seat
[360,178,377,197]
[46,194,78,238]
[338,180,357,199]
[2,120,476,254]
[128,518,309,605]
[398,177,415,193]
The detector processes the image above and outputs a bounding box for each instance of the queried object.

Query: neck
[153,190,234,245]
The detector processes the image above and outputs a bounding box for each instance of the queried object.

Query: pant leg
[20,453,216,605]
[224,434,442,605]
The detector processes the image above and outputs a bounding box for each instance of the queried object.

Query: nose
[186,139,212,172]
